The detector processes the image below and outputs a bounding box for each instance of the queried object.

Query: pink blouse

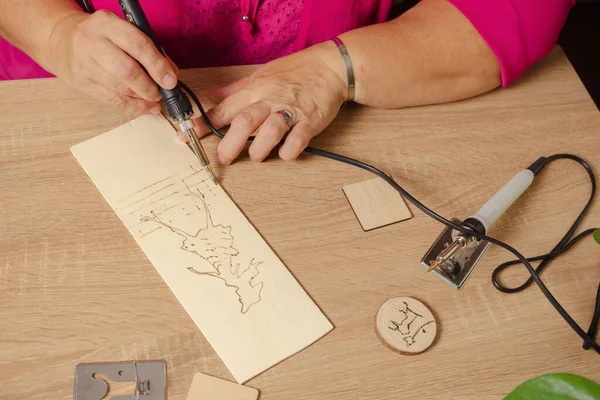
[0,0,575,87]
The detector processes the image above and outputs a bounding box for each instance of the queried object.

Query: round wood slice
[375,297,437,355]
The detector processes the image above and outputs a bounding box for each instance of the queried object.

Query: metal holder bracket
[420,218,491,289]
[74,360,166,400]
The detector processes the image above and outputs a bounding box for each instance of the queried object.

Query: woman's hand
[196,44,348,165]
[44,10,178,115]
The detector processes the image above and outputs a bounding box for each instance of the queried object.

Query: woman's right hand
[44,10,178,115]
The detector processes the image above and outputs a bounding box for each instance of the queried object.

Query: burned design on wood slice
[388,301,434,347]
[375,297,437,354]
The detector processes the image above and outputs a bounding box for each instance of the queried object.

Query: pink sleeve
[446,0,575,87]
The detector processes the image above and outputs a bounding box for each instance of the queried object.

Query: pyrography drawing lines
[117,169,264,314]
[388,302,434,347]
[116,169,222,232]
[142,188,264,314]
[115,168,216,220]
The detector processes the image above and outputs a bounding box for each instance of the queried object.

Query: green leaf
[594,229,600,244]
[505,373,600,400]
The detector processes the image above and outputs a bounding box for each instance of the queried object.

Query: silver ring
[274,108,294,128]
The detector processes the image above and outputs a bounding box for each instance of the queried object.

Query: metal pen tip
[184,127,218,185]
[426,235,469,273]
[427,259,442,273]
[206,164,217,186]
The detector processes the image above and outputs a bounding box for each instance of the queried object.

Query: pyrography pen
[117,0,217,184]
[425,159,542,274]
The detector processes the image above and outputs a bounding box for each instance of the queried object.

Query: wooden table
[1,47,599,399]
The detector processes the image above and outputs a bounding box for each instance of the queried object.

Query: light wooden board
[69,114,333,383]
[342,177,412,231]
[186,373,259,400]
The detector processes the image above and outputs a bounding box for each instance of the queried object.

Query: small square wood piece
[186,373,259,400]
[343,177,412,231]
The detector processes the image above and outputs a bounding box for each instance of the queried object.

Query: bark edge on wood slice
[375,297,437,355]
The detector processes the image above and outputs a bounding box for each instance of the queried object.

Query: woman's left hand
[194,44,347,165]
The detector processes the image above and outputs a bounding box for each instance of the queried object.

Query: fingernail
[279,146,294,160]
[217,154,229,166]
[162,74,177,89]
[150,106,161,114]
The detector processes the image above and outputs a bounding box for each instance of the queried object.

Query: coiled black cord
[492,155,596,293]
[490,154,600,349]
[179,80,600,353]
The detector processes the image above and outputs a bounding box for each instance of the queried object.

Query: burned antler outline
[141,210,191,241]
[140,176,264,314]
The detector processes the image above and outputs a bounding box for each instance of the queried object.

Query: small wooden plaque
[375,297,437,355]
[343,178,412,231]
[186,373,259,400]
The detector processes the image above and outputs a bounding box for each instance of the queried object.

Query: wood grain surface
[343,177,412,231]
[186,373,259,400]
[70,114,333,384]
[0,47,599,399]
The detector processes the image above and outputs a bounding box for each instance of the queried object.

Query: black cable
[491,155,595,294]
[586,284,600,350]
[492,228,596,287]
[491,155,600,349]
[81,0,95,13]
[179,80,600,353]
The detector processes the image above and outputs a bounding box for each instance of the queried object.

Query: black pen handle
[118,0,162,53]
[118,0,193,120]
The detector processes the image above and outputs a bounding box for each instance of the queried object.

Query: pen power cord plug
[178,81,600,354]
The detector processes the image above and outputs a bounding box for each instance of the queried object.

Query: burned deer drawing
[388,301,434,346]
[141,187,264,314]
